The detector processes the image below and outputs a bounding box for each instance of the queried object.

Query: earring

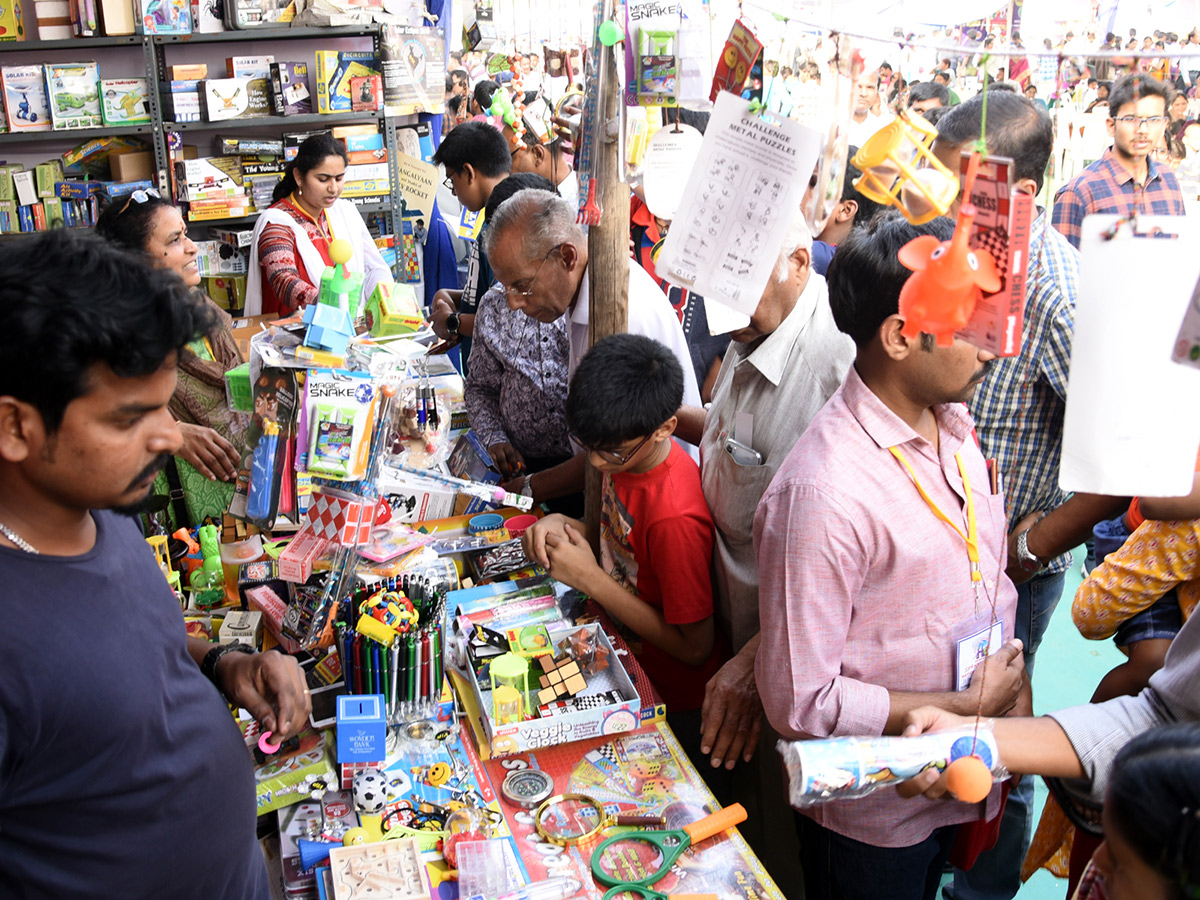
[296,185,302,197]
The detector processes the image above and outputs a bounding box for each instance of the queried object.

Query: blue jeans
[944,569,1068,900]
[797,814,957,900]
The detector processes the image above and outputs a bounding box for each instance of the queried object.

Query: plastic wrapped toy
[777,726,1006,807]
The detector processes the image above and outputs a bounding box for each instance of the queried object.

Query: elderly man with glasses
[1053,72,1187,249]
[481,188,700,506]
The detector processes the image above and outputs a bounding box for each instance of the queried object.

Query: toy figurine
[897,151,1001,347]
[190,523,225,608]
[303,239,362,355]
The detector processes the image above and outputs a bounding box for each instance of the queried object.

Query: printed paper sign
[654,91,822,317]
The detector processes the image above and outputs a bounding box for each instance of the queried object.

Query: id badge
[955,621,1003,692]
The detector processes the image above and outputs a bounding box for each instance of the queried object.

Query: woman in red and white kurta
[245,133,391,317]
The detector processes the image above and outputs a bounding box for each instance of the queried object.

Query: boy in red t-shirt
[523,334,728,753]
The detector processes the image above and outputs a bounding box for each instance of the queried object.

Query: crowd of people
[1,16,1199,900]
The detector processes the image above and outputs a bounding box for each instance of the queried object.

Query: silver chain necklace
[0,521,38,554]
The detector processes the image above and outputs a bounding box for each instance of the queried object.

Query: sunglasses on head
[117,187,162,216]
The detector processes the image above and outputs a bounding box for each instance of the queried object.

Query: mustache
[971,359,994,382]
[127,453,172,492]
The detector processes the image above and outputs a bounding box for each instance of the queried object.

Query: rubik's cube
[535,653,587,706]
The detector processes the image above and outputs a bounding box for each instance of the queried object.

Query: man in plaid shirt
[933,91,1130,900]
[1052,72,1186,249]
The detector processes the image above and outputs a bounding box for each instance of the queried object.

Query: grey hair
[481,188,582,261]
[774,214,814,282]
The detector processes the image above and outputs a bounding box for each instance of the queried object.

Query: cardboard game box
[100,77,150,126]
[314,50,378,114]
[268,61,310,116]
[1,64,50,133]
[201,76,270,121]
[44,62,101,130]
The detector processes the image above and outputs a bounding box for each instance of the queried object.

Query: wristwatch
[1015,528,1044,573]
[200,642,256,688]
[445,312,460,337]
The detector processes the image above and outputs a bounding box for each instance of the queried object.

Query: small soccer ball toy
[353,768,389,813]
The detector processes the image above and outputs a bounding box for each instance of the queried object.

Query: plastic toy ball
[328,238,353,266]
[944,755,992,803]
[352,768,390,813]
[598,20,623,46]
[897,152,1001,347]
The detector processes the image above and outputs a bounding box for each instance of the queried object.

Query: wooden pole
[584,33,629,541]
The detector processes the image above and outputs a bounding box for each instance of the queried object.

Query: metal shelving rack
[0,26,414,280]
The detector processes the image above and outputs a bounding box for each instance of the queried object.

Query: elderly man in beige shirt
[674,214,854,883]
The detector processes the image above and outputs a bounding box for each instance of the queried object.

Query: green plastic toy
[190,524,226,609]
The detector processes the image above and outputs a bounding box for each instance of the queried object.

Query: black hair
[936,90,1054,192]
[0,230,212,432]
[987,81,1019,94]
[1108,723,1200,899]
[826,211,954,347]
[273,132,347,204]
[566,333,683,448]
[1109,72,1171,118]
[473,79,499,111]
[433,119,512,179]
[95,191,177,255]
[923,106,949,126]
[908,81,950,108]
[447,94,465,116]
[483,171,556,222]
[450,68,468,84]
[842,146,885,228]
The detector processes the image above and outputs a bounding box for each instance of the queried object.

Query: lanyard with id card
[891,447,1005,689]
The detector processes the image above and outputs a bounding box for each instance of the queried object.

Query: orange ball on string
[944,755,993,803]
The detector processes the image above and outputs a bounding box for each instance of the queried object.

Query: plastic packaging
[778,725,1007,807]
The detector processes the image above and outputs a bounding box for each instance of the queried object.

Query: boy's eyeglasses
[1113,115,1169,128]
[571,431,654,465]
[117,187,161,215]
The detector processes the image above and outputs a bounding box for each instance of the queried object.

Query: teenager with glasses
[245,132,392,317]
[96,188,245,524]
[1053,73,1187,250]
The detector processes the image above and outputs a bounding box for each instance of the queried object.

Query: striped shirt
[968,212,1080,574]
[1052,149,1186,249]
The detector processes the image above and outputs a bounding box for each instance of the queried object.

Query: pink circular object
[505,515,539,537]
[258,731,283,754]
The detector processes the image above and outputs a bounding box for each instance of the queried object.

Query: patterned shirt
[1072,517,1199,640]
[257,198,333,315]
[1052,148,1187,249]
[968,212,1079,574]
[755,367,1016,847]
[463,286,571,462]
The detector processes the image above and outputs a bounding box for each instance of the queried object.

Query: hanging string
[736,2,1200,62]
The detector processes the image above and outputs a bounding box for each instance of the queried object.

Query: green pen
[406,633,418,705]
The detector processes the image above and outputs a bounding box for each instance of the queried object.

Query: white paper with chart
[1060,215,1200,497]
[654,91,822,316]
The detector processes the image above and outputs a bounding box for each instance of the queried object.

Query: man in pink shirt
[754,212,1028,900]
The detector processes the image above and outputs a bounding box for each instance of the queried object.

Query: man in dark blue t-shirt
[0,231,310,900]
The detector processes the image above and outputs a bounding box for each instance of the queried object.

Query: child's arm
[543,524,714,666]
[1072,517,1200,640]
